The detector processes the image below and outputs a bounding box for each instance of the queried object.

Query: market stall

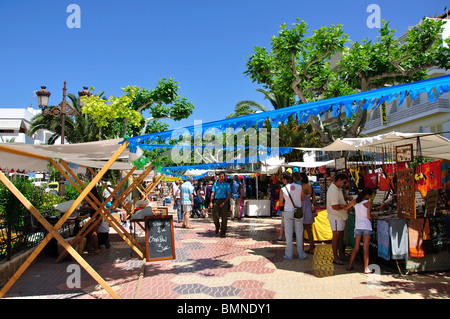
[321,132,450,273]
[0,139,163,299]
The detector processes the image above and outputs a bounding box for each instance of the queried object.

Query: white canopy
[0,139,136,172]
[320,132,450,160]
[260,156,285,174]
[282,160,335,168]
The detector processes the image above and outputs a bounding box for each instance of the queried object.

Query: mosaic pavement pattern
[3,215,450,299]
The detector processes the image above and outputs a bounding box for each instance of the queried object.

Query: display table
[244,199,271,217]
[304,208,333,242]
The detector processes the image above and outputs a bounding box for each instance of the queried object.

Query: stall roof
[283,160,335,168]
[0,139,135,171]
[320,132,450,160]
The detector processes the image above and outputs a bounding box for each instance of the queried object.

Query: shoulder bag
[284,186,303,219]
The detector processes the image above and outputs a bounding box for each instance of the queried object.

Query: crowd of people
[161,171,372,264]
[167,172,244,237]
[70,170,377,274]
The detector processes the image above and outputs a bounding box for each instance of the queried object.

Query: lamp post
[36,86,51,109]
[36,81,87,196]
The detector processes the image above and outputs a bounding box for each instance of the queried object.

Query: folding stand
[0,142,128,299]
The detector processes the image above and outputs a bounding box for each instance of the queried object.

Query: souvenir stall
[0,139,152,299]
[122,74,450,266]
[321,132,450,273]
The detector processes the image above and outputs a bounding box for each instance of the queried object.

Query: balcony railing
[364,98,449,132]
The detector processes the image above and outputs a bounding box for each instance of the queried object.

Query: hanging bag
[284,186,303,219]
[364,166,379,189]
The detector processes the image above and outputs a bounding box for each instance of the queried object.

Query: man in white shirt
[326,173,352,265]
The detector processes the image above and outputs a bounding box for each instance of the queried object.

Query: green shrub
[0,178,63,220]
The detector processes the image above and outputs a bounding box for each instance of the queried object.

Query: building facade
[0,106,52,144]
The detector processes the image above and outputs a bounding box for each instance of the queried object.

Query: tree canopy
[244,18,450,145]
[81,78,195,138]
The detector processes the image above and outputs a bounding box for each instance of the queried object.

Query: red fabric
[408,218,425,258]
[417,160,442,197]
[379,175,390,191]
[364,173,378,189]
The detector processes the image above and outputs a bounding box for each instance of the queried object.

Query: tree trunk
[307,115,333,145]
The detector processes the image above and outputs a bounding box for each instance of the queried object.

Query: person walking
[299,172,316,254]
[346,188,374,273]
[230,175,244,220]
[326,173,352,265]
[173,180,184,223]
[204,181,213,215]
[279,171,306,260]
[180,177,194,229]
[209,172,231,237]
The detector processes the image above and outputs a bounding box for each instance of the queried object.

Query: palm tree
[228,88,297,119]
[27,109,65,144]
[27,92,104,144]
[229,88,321,161]
[65,93,102,143]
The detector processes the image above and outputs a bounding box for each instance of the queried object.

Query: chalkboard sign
[145,215,176,261]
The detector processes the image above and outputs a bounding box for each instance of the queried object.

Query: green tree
[244,18,450,145]
[228,88,320,161]
[335,18,450,138]
[245,19,351,145]
[28,92,104,144]
[81,78,195,138]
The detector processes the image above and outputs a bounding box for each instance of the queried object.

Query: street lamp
[78,86,92,98]
[36,86,51,109]
[35,81,87,196]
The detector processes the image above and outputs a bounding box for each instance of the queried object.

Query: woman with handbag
[298,172,317,254]
[279,171,307,260]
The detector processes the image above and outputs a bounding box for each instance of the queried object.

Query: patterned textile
[389,218,409,260]
[417,160,442,197]
[407,218,425,258]
[377,219,391,261]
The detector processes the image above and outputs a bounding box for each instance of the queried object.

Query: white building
[0,106,52,144]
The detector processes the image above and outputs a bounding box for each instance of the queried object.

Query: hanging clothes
[377,219,391,261]
[389,218,409,260]
[407,218,425,258]
[442,160,450,188]
[417,160,442,197]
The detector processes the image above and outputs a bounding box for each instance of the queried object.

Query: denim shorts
[354,229,373,236]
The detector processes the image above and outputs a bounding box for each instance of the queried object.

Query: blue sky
[0,0,448,131]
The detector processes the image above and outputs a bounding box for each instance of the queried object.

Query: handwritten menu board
[145,216,176,261]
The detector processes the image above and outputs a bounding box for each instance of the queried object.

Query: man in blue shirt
[230,175,244,220]
[209,172,231,237]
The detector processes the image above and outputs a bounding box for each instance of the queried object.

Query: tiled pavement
[2,212,450,300]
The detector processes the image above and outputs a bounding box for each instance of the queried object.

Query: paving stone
[2,213,450,299]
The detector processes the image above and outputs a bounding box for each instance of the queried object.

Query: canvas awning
[260,156,285,174]
[282,160,335,168]
[0,139,136,171]
[0,119,26,130]
[320,132,450,160]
